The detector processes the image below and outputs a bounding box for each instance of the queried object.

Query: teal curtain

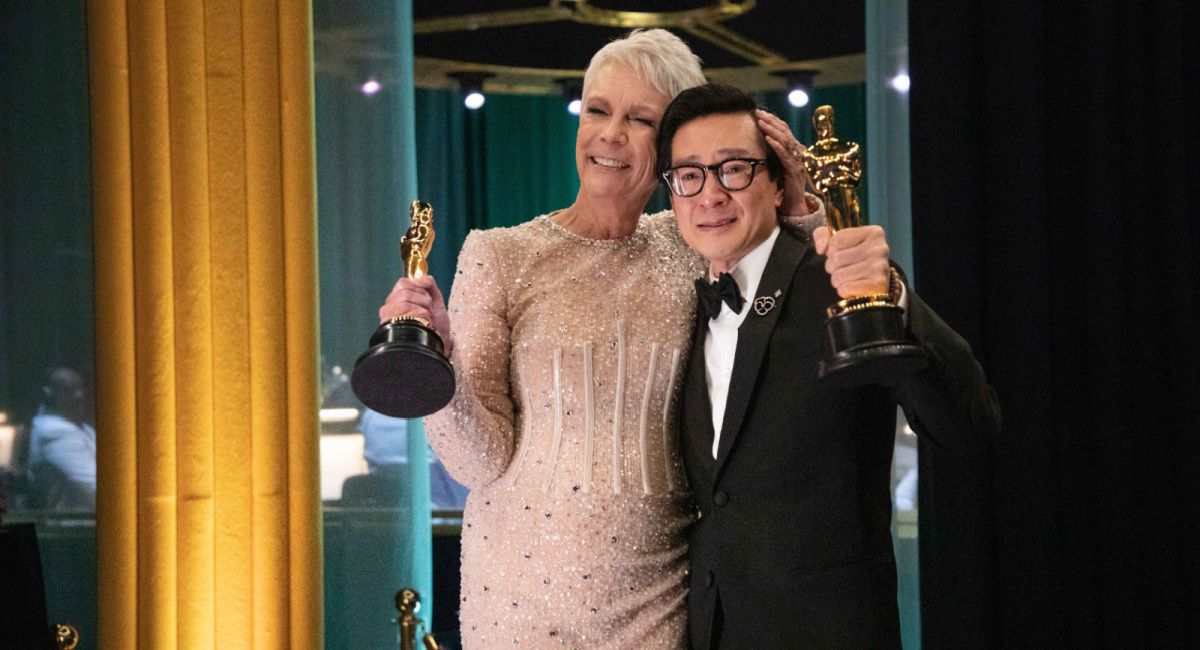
[414,88,482,286]
[482,94,581,228]
[414,90,582,281]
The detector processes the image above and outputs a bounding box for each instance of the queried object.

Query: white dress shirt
[703,227,909,458]
[29,412,97,489]
[704,227,781,457]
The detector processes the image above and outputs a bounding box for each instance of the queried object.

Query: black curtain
[909,1,1200,647]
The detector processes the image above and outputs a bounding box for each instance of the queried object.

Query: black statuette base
[351,320,455,418]
[819,304,927,386]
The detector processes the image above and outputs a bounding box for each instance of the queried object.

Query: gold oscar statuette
[351,200,456,417]
[803,105,927,384]
[395,588,439,650]
[401,200,435,280]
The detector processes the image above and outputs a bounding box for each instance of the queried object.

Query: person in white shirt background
[28,366,96,510]
[358,408,468,509]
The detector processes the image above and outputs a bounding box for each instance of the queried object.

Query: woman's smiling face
[575,63,672,206]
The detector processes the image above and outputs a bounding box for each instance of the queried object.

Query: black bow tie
[695,272,745,320]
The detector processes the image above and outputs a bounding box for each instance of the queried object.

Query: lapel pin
[774,289,782,297]
[753,296,776,316]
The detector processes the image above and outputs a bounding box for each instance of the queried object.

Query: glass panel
[866,0,920,644]
[1,1,98,647]
[314,2,450,646]
[893,411,921,649]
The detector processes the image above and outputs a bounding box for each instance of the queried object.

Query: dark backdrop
[909,0,1200,647]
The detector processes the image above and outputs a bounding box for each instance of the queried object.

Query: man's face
[47,368,87,423]
[668,112,782,273]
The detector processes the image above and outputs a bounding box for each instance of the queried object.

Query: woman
[381,29,817,648]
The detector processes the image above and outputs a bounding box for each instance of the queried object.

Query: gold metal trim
[827,294,895,318]
[414,56,583,90]
[403,54,866,94]
[390,315,432,329]
[411,1,783,66]
[682,20,787,65]
[413,1,758,34]
[317,1,866,93]
[569,0,755,29]
[413,5,572,34]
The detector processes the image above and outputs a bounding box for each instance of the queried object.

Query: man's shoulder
[30,414,86,441]
[31,413,72,431]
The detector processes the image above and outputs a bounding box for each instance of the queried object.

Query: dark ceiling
[412,0,865,70]
[315,1,866,93]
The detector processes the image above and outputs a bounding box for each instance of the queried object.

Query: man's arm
[893,287,1002,455]
[813,224,1001,454]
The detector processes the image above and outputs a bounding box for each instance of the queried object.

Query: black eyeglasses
[661,157,767,197]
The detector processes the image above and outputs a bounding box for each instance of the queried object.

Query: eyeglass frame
[660,157,769,198]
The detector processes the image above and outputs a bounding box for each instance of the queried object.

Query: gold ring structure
[390,315,433,330]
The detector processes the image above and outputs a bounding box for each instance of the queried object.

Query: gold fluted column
[88,0,322,648]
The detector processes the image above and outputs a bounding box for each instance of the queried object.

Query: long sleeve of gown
[424,230,516,489]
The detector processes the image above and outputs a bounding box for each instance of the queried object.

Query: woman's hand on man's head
[755,108,813,216]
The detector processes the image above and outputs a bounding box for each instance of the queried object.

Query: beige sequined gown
[425,210,705,649]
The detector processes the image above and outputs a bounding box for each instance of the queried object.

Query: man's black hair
[655,83,784,184]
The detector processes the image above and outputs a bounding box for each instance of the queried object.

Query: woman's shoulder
[638,208,680,237]
[641,208,674,227]
[463,215,554,248]
[457,215,561,275]
[30,414,78,438]
[465,210,688,255]
[640,209,689,249]
[639,209,705,275]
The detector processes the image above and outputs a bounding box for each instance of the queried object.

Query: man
[358,408,468,509]
[657,84,1000,648]
[28,367,96,510]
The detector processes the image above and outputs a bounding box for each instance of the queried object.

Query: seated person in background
[28,367,96,510]
[359,408,468,509]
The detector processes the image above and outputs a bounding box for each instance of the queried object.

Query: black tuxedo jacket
[680,227,1000,649]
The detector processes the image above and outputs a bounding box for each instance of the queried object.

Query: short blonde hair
[582,29,705,100]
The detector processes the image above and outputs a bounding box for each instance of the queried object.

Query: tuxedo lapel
[683,304,716,457]
[714,229,810,471]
